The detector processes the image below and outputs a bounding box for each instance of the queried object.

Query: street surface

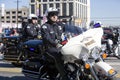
[0,60,36,80]
[0,56,120,80]
[105,56,120,79]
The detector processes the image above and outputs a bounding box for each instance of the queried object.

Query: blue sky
[90,0,120,26]
[0,0,120,26]
[0,0,29,9]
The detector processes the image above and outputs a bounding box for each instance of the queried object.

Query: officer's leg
[47,48,68,80]
[106,40,111,54]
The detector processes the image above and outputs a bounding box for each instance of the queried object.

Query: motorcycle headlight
[82,54,89,61]
[102,53,107,59]
[91,48,100,60]
[108,69,115,75]
[108,69,117,76]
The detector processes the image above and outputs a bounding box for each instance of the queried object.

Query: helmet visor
[48,12,59,17]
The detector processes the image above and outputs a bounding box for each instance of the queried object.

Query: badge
[42,25,47,29]
[27,26,30,28]
[58,26,62,30]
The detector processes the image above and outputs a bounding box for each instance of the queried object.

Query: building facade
[29,0,90,28]
[1,6,29,28]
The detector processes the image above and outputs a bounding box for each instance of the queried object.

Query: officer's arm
[41,25,57,47]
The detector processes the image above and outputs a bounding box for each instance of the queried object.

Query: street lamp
[15,0,20,28]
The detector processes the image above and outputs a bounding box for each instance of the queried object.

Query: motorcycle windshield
[61,28,103,59]
[64,25,87,37]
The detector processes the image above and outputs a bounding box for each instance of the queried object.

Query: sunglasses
[32,17,37,19]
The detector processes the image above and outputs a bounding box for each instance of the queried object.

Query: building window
[12,16,16,18]
[12,11,16,14]
[6,21,10,23]
[31,5,35,14]
[18,11,22,13]
[1,17,4,19]
[43,0,47,2]
[23,12,26,15]
[31,0,35,2]
[69,2,73,16]
[56,0,60,1]
[6,12,10,14]
[6,16,10,19]
[49,4,53,7]
[43,4,47,14]
[49,0,53,1]
[18,16,21,18]
[39,4,41,16]
[12,21,16,23]
[62,3,66,16]
[56,3,60,8]
[38,0,41,2]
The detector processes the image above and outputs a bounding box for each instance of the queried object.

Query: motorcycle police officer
[23,14,40,40]
[41,8,68,80]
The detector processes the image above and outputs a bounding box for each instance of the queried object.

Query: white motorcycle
[22,28,117,80]
[61,28,117,80]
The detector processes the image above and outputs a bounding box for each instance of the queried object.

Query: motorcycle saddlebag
[23,40,43,54]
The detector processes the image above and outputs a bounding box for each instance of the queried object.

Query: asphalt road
[105,56,120,79]
[0,56,120,80]
[0,60,36,80]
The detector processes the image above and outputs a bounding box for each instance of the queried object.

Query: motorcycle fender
[93,61,113,76]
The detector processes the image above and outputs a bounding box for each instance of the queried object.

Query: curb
[0,67,22,73]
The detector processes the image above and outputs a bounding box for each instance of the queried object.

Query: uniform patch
[50,31,54,34]
[58,26,62,30]
[42,25,47,29]
[27,26,30,28]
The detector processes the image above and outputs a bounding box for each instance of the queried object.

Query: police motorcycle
[22,25,117,80]
[22,25,84,79]
[101,27,120,59]
[61,27,117,80]
[1,33,24,64]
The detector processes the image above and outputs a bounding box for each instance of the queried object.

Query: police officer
[41,8,68,80]
[24,14,40,40]
[112,28,119,45]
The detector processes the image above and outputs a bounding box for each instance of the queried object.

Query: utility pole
[17,0,19,29]
[0,6,1,28]
[15,0,21,28]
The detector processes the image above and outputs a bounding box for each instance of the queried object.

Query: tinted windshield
[64,25,86,37]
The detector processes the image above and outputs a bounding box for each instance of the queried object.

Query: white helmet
[46,7,59,16]
[28,14,37,20]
